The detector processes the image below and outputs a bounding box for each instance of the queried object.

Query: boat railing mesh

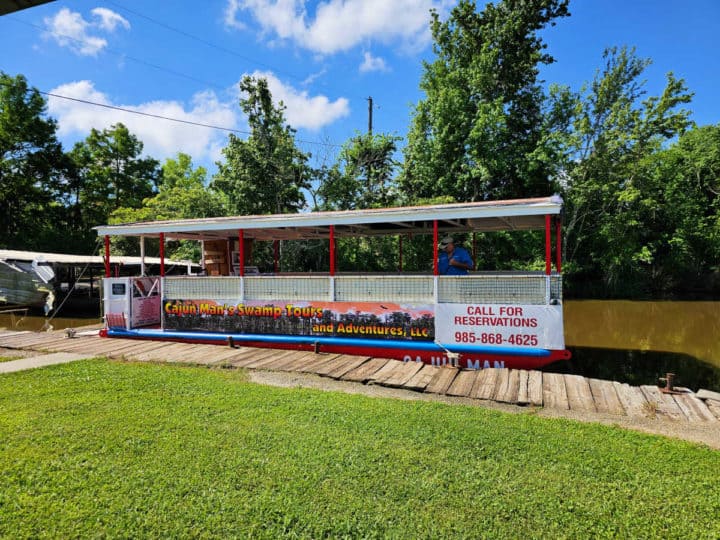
[163,274,562,304]
[438,275,561,304]
[335,276,434,302]
[244,276,330,301]
[164,276,241,299]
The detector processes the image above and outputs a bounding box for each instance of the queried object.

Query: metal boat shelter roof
[94,196,563,242]
[0,249,195,268]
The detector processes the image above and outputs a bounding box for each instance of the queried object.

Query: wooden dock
[2,329,720,424]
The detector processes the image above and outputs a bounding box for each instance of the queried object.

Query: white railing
[163,273,562,305]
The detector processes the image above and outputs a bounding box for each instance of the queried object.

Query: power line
[104,0,307,84]
[0,79,342,148]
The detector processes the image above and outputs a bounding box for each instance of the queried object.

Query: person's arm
[449,248,473,270]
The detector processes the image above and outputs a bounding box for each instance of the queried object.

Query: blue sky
[1,0,719,176]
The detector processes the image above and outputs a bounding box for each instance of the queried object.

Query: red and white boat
[96,196,570,370]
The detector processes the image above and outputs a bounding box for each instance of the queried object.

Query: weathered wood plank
[257,350,309,371]
[323,356,371,379]
[672,393,718,423]
[469,368,499,400]
[527,371,543,406]
[588,378,625,415]
[382,361,425,388]
[516,370,530,405]
[310,355,356,376]
[424,367,459,395]
[368,360,406,385]
[696,389,720,403]
[542,372,569,410]
[225,348,279,368]
[640,386,686,421]
[495,369,520,404]
[446,370,479,397]
[612,382,649,418]
[131,343,184,362]
[403,365,439,392]
[706,400,720,421]
[192,346,257,366]
[492,369,511,402]
[123,342,186,361]
[242,349,296,369]
[564,374,597,413]
[341,358,389,383]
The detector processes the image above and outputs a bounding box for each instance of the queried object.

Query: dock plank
[424,367,459,395]
[469,368,499,400]
[588,378,625,415]
[495,369,520,404]
[527,371,543,406]
[542,372,569,410]
[382,362,424,388]
[612,382,649,418]
[368,360,406,385]
[672,393,718,423]
[225,348,278,368]
[241,349,295,369]
[640,386,686,421]
[341,358,389,383]
[446,370,479,397]
[564,374,597,413]
[516,370,530,405]
[403,365,438,392]
[323,356,371,379]
[706,400,720,421]
[310,355,356,376]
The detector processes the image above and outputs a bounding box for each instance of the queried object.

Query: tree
[69,123,160,232]
[212,76,310,215]
[551,47,694,297]
[317,132,401,211]
[111,153,228,260]
[402,0,570,203]
[0,72,67,249]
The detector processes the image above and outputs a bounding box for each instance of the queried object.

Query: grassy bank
[1,360,718,538]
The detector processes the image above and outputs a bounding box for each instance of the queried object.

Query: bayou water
[2,300,719,391]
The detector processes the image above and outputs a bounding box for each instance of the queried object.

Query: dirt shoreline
[248,370,720,450]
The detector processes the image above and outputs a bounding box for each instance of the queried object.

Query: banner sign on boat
[435,303,565,350]
[163,299,435,341]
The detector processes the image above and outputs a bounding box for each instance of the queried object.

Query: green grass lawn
[1,360,718,538]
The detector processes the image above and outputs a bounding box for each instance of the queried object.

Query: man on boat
[438,236,474,275]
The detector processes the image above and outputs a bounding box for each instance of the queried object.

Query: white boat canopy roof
[94,196,563,241]
[0,249,196,267]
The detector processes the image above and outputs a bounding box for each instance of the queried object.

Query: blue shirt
[438,246,473,275]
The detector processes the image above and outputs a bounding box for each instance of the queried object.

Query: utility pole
[367,96,373,134]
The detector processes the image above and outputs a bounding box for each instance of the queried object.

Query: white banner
[435,303,565,350]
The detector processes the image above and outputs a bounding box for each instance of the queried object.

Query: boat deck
[2,329,719,424]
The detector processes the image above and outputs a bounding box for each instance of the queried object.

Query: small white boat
[0,259,55,313]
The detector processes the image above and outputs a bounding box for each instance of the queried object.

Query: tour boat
[96,196,571,369]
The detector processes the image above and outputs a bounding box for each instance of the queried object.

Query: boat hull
[0,261,52,309]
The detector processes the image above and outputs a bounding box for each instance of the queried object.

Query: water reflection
[0,313,101,332]
[563,301,720,392]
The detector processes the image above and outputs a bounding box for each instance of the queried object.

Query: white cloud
[91,7,130,32]
[43,7,129,56]
[227,0,442,54]
[224,0,246,30]
[47,81,238,162]
[359,51,388,73]
[244,71,350,130]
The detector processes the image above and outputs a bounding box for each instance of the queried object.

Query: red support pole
[104,235,110,278]
[433,220,439,276]
[329,225,336,276]
[273,240,279,274]
[398,235,403,272]
[544,215,551,276]
[555,217,562,273]
[238,230,245,276]
[159,232,165,277]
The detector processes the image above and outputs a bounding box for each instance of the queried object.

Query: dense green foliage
[403,0,570,201]
[212,76,310,216]
[1,360,719,538]
[0,0,718,297]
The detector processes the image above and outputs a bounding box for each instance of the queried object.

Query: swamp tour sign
[163,299,565,349]
[163,299,435,340]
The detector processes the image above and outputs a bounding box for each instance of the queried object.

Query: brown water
[2,301,719,390]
